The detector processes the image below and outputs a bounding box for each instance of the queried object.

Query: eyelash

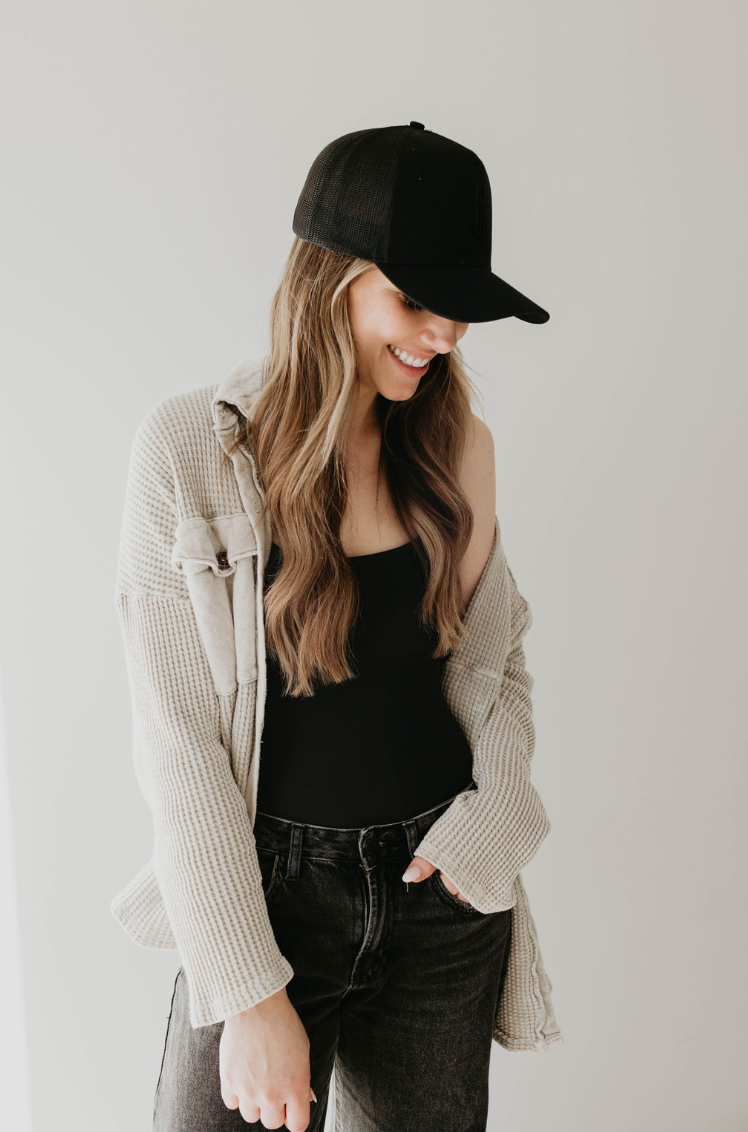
[400,294,423,312]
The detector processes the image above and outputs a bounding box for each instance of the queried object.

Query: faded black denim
[153,782,513,1131]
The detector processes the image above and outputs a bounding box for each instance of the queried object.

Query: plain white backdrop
[1,2,746,1130]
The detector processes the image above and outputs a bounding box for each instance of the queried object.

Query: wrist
[229,986,289,1021]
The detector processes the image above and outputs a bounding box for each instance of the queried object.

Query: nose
[421,314,468,354]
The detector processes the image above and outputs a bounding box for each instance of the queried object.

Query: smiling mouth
[386,344,432,372]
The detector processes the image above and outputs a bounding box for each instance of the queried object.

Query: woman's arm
[115,404,293,1028]
[411,521,551,913]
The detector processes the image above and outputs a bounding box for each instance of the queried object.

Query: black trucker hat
[292,120,549,325]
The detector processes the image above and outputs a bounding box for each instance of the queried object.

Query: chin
[379,384,419,403]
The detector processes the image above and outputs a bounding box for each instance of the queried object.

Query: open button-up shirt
[111,356,564,1051]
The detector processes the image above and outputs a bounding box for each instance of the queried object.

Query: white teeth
[388,344,429,367]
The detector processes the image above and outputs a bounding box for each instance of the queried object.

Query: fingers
[401,854,436,882]
[434,869,463,896]
[401,857,470,902]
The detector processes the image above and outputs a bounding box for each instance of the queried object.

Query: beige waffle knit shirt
[110,356,564,1052]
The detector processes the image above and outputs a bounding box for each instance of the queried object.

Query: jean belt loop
[286,822,303,880]
[403,817,420,860]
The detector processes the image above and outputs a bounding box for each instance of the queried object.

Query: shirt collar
[210,355,269,453]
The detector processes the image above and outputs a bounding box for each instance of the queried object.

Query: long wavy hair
[222,236,485,697]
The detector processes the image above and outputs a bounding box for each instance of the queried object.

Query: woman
[111,121,563,1132]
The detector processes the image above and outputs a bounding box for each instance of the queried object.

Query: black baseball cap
[292,121,549,325]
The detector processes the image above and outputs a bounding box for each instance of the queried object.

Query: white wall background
[1,2,746,1130]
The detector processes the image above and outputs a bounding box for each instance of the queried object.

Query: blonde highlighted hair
[223,236,484,696]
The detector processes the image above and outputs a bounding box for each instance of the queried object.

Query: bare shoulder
[458,414,497,613]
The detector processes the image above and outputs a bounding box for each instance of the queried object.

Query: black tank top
[255,538,475,827]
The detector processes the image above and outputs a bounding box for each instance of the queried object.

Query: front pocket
[430,870,484,915]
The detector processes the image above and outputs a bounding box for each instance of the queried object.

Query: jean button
[378,829,399,845]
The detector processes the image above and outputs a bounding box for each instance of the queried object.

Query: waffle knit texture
[111,357,564,1051]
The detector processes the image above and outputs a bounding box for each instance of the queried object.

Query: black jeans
[153,782,513,1131]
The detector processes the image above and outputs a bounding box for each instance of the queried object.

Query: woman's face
[347,266,468,403]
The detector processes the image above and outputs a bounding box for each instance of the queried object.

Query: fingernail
[311,1088,317,1102]
[402,865,421,882]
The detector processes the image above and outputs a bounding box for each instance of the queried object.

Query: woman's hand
[220,987,317,1131]
[402,854,472,903]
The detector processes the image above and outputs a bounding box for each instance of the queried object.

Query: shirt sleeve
[114,407,293,1027]
[413,522,551,912]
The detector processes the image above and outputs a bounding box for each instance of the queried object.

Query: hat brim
[373,262,549,324]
